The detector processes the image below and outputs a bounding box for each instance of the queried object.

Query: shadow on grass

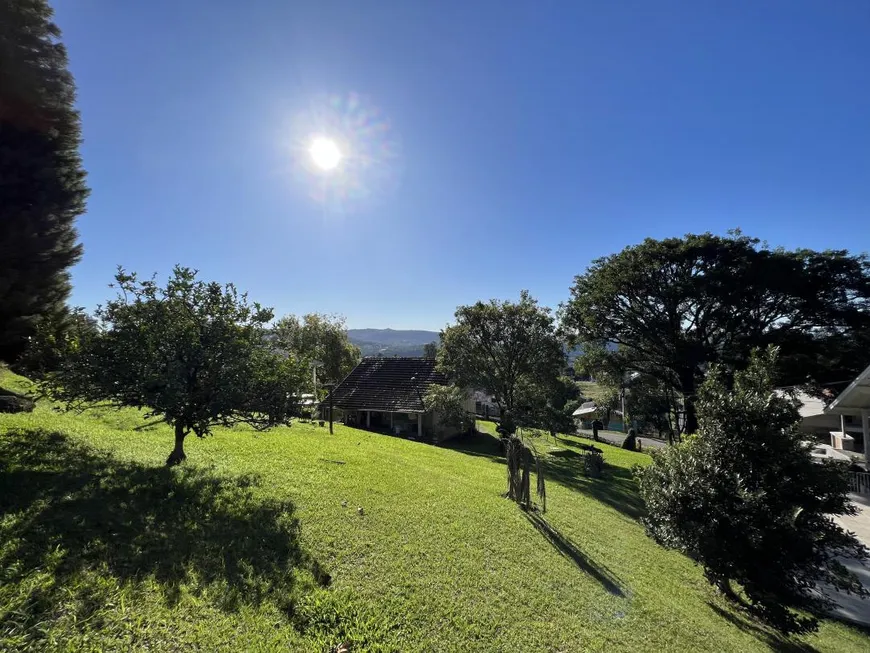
[444,431,646,521]
[0,428,328,636]
[525,511,626,597]
[544,449,646,521]
[706,603,821,653]
[441,430,504,460]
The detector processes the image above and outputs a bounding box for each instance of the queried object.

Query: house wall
[800,413,842,437]
[336,397,475,443]
[800,412,866,440]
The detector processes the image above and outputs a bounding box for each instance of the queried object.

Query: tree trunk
[166,423,187,466]
[683,399,698,436]
[680,372,698,435]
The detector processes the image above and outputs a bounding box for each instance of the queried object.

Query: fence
[849,472,870,495]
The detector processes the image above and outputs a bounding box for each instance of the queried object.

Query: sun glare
[309,137,342,171]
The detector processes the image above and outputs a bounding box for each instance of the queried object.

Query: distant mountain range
[347,329,439,357]
[347,328,587,364]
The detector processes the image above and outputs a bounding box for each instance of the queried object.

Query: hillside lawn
[1,369,867,652]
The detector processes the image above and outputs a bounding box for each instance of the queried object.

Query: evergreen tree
[0,0,88,362]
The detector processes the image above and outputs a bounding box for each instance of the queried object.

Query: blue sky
[56,0,870,331]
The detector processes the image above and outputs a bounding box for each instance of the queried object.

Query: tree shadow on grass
[444,431,646,521]
[706,602,822,653]
[0,428,328,638]
[544,449,646,521]
[441,430,504,460]
[524,511,626,597]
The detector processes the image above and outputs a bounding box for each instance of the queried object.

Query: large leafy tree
[562,232,870,434]
[0,0,88,362]
[637,348,868,635]
[438,291,565,429]
[272,313,360,390]
[517,375,580,437]
[576,345,680,441]
[45,267,306,465]
[439,291,564,510]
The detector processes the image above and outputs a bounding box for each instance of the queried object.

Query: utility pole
[324,382,335,434]
[621,385,627,433]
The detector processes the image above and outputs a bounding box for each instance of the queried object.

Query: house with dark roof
[324,357,474,442]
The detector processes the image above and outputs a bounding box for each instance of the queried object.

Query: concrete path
[826,493,870,627]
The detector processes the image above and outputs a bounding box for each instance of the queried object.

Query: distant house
[324,357,474,442]
[472,390,501,420]
[788,390,844,437]
[778,388,867,456]
[824,363,870,465]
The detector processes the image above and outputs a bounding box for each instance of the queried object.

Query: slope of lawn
[0,369,867,652]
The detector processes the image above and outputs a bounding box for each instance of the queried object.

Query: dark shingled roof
[326,357,447,412]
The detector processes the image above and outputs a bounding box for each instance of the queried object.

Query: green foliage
[637,347,869,635]
[583,450,605,478]
[625,375,677,441]
[423,384,472,433]
[517,375,580,435]
[12,307,97,379]
[438,290,565,433]
[0,0,89,362]
[273,313,361,389]
[563,232,870,433]
[43,267,306,464]
[423,341,439,359]
[1,373,867,651]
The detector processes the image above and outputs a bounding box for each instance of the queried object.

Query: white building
[824,363,870,466]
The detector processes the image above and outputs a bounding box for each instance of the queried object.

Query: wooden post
[366,411,371,428]
[417,413,422,438]
[329,391,334,434]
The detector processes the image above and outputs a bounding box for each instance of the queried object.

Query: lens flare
[288,93,403,213]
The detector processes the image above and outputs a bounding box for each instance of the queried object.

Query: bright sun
[309,137,342,171]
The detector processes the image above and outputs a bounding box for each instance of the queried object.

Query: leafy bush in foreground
[637,347,869,635]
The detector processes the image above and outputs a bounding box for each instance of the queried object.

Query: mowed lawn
[1,370,867,652]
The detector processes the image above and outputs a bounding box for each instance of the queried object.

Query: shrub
[621,428,637,451]
[583,450,605,478]
[636,347,869,635]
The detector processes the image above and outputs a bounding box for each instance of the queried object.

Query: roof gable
[826,362,870,414]
[327,357,447,412]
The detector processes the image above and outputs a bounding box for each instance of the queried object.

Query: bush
[583,450,605,478]
[636,347,869,635]
[621,428,637,451]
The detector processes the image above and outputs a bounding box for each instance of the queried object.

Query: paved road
[826,493,870,627]
[576,429,668,451]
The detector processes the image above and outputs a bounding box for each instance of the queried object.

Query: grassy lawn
[1,369,867,652]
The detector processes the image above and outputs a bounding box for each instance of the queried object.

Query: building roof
[826,362,870,414]
[325,357,448,413]
[774,389,828,418]
[572,400,599,417]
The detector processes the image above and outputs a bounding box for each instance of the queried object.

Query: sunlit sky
[57,1,870,331]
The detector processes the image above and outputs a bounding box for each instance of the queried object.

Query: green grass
[1,369,867,652]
